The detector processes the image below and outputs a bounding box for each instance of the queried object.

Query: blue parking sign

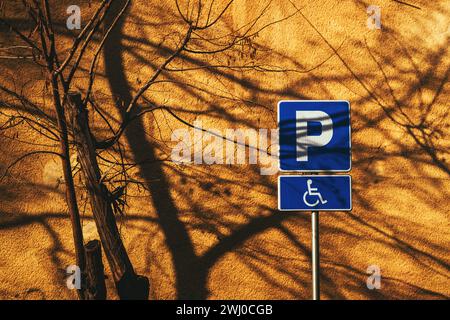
[278,175,352,211]
[278,100,351,172]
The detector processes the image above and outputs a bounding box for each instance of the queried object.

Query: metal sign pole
[312,210,320,300]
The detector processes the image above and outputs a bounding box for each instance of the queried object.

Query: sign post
[312,210,320,300]
[278,100,352,300]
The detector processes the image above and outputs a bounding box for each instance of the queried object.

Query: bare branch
[124,26,194,115]
[0,17,42,54]
[0,150,62,181]
[56,0,111,74]
[84,0,131,105]
[65,1,115,87]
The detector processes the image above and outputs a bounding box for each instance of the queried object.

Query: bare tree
[0,0,148,299]
[0,0,320,299]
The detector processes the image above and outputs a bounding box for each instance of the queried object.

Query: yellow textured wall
[0,0,448,299]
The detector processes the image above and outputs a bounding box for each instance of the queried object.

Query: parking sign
[278,100,351,172]
[278,175,352,211]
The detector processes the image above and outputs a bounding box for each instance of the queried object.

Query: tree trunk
[50,75,86,300]
[84,240,107,300]
[68,92,149,300]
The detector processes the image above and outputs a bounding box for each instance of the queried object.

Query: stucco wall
[0,0,448,299]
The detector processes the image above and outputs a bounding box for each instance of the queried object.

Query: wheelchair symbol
[303,179,328,207]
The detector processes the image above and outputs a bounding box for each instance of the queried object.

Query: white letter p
[296,110,333,162]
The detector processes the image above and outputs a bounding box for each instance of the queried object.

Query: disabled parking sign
[277,100,352,299]
[278,100,351,172]
[278,175,352,211]
[277,100,352,212]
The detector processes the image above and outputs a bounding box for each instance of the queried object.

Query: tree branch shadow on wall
[1,0,449,300]
[96,0,449,299]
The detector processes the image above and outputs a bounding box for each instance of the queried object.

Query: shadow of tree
[0,0,449,300]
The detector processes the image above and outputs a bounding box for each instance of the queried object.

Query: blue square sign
[278,100,351,172]
[278,175,352,211]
